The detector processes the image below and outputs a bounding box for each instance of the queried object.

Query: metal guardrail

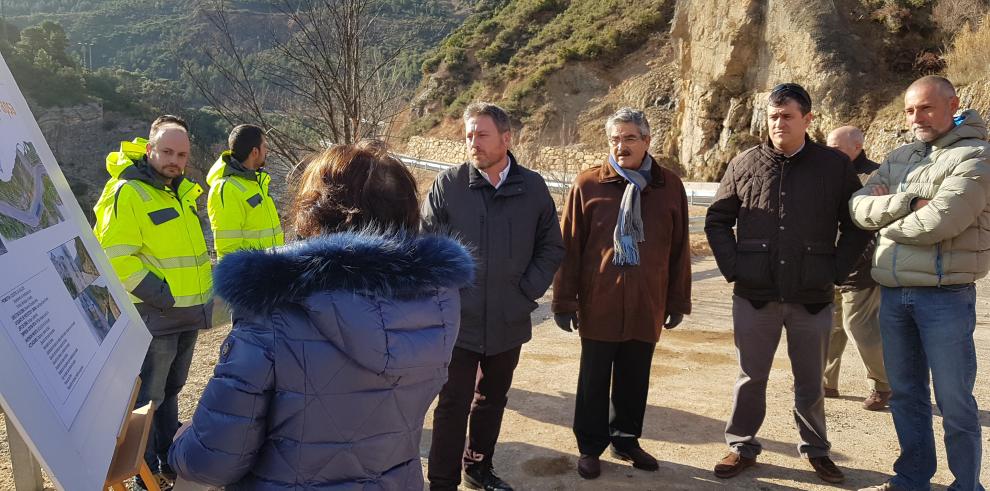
[398,154,718,204]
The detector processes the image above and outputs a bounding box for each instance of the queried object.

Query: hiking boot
[463,464,513,491]
[858,481,907,491]
[863,390,892,411]
[713,452,756,478]
[809,456,844,483]
[610,445,659,471]
[824,387,840,398]
[577,454,601,479]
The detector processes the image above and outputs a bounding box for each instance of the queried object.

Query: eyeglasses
[608,135,643,146]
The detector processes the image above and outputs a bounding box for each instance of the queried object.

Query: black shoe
[463,464,514,491]
[159,462,177,481]
[610,445,660,471]
[577,454,601,479]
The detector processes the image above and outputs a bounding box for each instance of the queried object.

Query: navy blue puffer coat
[168,231,474,490]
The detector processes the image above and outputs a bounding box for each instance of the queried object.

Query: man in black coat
[822,125,890,411]
[422,102,565,491]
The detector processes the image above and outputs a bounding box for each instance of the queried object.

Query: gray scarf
[607,154,651,266]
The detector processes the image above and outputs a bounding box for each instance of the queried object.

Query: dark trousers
[428,346,521,490]
[135,329,199,473]
[573,338,655,457]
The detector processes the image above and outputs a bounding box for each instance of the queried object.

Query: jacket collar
[207,151,269,191]
[598,153,665,188]
[930,109,988,150]
[852,150,878,173]
[761,134,812,161]
[213,230,476,313]
[468,151,526,197]
[119,158,203,205]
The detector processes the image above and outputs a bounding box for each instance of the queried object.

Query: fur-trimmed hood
[214,231,475,313]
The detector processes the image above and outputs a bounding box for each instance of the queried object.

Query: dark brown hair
[228,124,265,162]
[291,142,420,237]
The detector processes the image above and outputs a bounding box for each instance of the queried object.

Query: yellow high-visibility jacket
[206,151,284,260]
[92,138,212,335]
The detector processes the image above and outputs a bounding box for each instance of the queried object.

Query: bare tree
[181,0,413,179]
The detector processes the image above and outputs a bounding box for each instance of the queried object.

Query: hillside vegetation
[406,0,990,179]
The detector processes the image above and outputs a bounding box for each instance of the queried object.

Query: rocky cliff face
[407,0,975,180]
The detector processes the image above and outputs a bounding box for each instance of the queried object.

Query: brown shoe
[824,387,840,398]
[714,452,756,478]
[863,390,891,411]
[809,456,844,483]
[577,454,601,479]
[611,446,659,471]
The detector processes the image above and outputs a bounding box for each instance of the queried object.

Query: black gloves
[663,313,684,329]
[554,312,579,332]
[556,312,682,331]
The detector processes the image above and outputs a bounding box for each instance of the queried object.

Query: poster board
[0,52,152,490]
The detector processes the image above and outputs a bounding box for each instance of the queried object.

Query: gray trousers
[823,287,890,392]
[725,296,832,458]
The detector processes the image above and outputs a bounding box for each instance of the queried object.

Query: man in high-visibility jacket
[206,124,283,260]
[92,115,212,489]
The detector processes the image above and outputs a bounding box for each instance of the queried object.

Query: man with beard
[93,115,213,490]
[206,124,284,260]
[422,102,564,491]
[852,76,988,491]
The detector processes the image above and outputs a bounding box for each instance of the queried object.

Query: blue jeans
[879,285,984,491]
[135,329,199,473]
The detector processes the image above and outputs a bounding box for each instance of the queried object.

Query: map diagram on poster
[0,52,152,491]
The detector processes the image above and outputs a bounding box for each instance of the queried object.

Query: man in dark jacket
[822,125,890,411]
[552,108,692,480]
[422,102,565,491]
[705,83,870,484]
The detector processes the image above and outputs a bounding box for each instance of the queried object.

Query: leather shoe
[863,390,891,411]
[713,452,756,478]
[577,454,601,479]
[824,387,840,398]
[809,456,845,483]
[463,464,513,491]
[611,445,659,471]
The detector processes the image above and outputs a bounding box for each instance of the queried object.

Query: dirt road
[2,254,988,490]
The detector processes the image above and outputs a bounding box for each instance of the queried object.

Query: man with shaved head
[823,125,890,411]
[93,115,213,490]
[851,76,988,491]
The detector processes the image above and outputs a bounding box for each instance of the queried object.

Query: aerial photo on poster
[0,137,65,243]
[49,237,100,298]
[74,281,121,344]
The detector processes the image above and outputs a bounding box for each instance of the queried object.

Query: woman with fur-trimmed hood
[169,143,475,490]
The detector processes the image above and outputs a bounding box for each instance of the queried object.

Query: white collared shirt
[785,142,806,158]
[479,159,512,189]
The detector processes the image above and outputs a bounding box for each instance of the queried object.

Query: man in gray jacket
[423,102,564,491]
[851,76,988,491]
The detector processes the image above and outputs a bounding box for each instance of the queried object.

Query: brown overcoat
[552,157,692,343]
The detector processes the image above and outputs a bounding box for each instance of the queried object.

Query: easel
[1,406,43,491]
[104,379,162,491]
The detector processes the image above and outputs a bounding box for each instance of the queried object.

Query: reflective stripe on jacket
[206,152,284,260]
[92,138,212,335]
